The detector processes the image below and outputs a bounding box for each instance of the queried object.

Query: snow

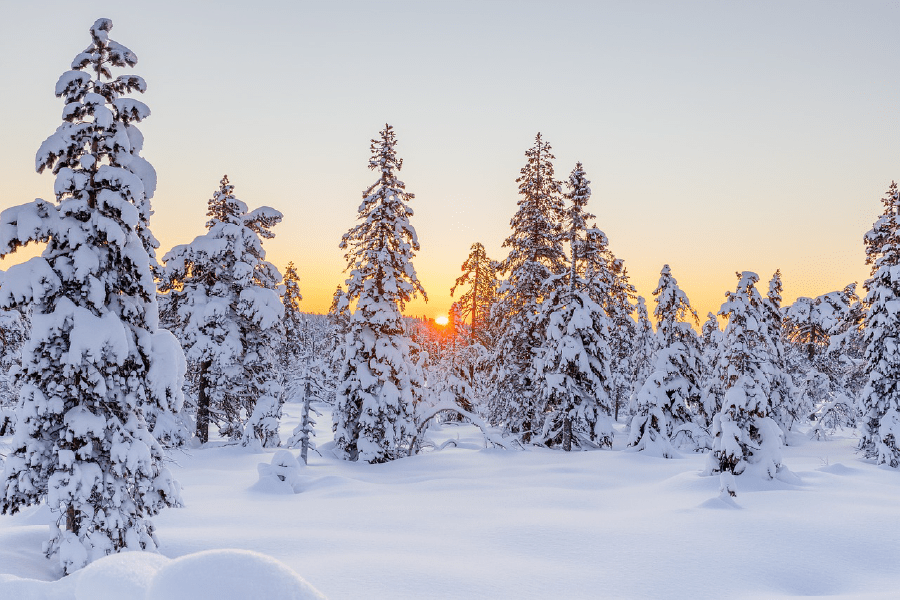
[3,403,900,599]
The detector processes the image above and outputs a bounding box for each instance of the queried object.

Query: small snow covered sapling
[0,18,183,573]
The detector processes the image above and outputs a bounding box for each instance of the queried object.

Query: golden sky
[0,1,892,322]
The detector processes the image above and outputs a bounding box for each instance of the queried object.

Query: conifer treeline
[0,18,897,575]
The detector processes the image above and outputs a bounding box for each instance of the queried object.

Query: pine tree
[534,163,614,450]
[763,270,799,437]
[628,297,656,420]
[859,182,900,466]
[0,308,26,436]
[699,312,725,426]
[628,265,703,455]
[581,227,637,421]
[450,242,497,346]
[705,272,785,497]
[488,133,566,439]
[0,19,182,573]
[333,124,426,463]
[279,265,328,464]
[160,176,283,447]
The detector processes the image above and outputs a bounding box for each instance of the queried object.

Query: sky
[0,1,897,321]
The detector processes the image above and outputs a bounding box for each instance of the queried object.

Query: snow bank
[74,551,168,600]
[146,549,325,600]
[0,550,326,600]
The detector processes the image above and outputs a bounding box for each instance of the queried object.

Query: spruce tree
[534,163,614,450]
[699,312,725,427]
[333,124,426,463]
[160,176,283,447]
[580,227,637,422]
[705,272,785,496]
[628,265,703,455]
[0,19,182,573]
[0,309,26,436]
[763,270,799,437]
[450,242,497,346]
[859,182,900,466]
[488,133,566,439]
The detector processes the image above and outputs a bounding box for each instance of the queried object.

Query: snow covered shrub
[0,18,183,573]
[256,450,304,494]
[333,124,427,463]
[160,176,283,447]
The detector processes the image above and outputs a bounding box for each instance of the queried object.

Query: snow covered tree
[160,176,283,447]
[628,265,703,455]
[278,265,329,464]
[450,242,497,346]
[0,19,182,573]
[0,308,26,436]
[705,272,785,496]
[625,296,654,420]
[699,312,725,426]
[333,124,427,463]
[488,133,566,439]
[579,226,637,422]
[762,270,799,437]
[533,163,614,450]
[859,182,900,466]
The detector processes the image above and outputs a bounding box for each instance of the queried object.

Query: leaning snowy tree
[450,242,497,346]
[534,162,614,450]
[160,176,283,447]
[488,133,566,439]
[0,19,183,573]
[334,124,427,463]
[705,272,786,497]
[859,181,900,466]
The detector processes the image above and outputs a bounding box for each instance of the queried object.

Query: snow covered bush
[160,176,283,447]
[256,450,304,494]
[0,18,183,573]
[333,124,427,463]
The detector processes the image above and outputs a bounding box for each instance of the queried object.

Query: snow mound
[75,551,168,600]
[698,493,742,510]
[817,462,858,475]
[146,549,325,600]
[253,449,304,494]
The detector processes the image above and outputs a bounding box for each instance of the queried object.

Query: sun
[435,315,449,326]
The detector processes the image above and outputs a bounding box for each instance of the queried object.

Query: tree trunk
[562,415,572,452]
[66,504,77,534]
[196,360,212,444]
[300,378,312,465]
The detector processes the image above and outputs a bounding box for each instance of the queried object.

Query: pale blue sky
[1,1,897,318]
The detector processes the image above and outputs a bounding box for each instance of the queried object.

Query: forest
[0,17,898,600]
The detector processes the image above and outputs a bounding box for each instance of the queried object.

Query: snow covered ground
[1,402,899,599]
